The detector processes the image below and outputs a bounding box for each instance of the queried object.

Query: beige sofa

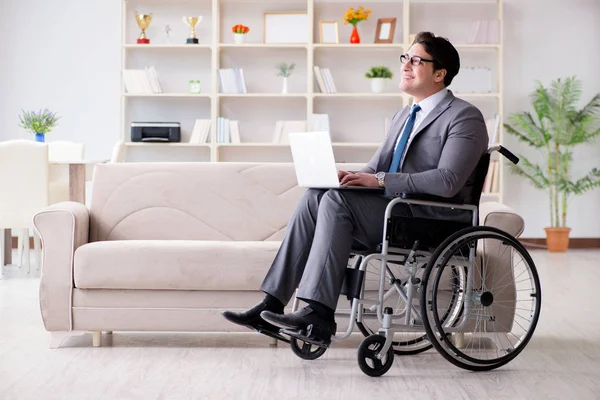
[32,162,524,348]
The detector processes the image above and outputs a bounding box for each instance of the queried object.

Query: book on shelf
[218,68,247,94]
[313,66,337,94]
[215,117,241,143]
[273,120,307,144]
[483,159,500,193]
[189,119,212,144]
[123,66,162,94]
[468,19,500,44]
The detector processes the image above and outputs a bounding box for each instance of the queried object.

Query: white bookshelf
[120,0,504,201]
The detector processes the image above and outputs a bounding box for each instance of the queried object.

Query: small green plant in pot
[365,66,393,93]
[19,108,60,143]
[504,76,600,252]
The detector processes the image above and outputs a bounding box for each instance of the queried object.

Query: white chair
[0,140,49,275]
[110,140,126,163]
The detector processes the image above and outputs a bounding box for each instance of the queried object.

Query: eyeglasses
[400,54,435,66]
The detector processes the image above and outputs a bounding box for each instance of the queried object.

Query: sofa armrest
[479,201,524,238]
[33,201,90,331]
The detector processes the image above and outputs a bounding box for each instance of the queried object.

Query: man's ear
[434,69,447,83]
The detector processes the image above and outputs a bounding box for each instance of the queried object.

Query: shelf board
[123,93,212,98]
[219,93,307,98]
[219,43,307,49]
[313,43,404,49]
[125,143,211,147]
[216,142,380,147]
[123,44,212,49]
[454,93,500,98]
[313,93,404,98]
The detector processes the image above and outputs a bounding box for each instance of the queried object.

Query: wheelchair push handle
[490,145,519,165]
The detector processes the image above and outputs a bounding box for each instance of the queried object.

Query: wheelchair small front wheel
[290,338,327,360]
[357,334,395,377]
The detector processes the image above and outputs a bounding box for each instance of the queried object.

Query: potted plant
[365,66,393,93]
[343,6,372,44]
[232,24,249,44]
[504,76,600,252]
[276,62,295,94]
[18,108,60,142]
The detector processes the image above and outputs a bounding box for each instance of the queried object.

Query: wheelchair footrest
[280,324,333,348]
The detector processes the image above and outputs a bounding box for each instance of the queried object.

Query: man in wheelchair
[223,31,489,346]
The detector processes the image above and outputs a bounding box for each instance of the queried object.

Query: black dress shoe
[222,301,285,337]
[260,306,336,337]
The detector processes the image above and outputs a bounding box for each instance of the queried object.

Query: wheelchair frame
[286,145,541,376]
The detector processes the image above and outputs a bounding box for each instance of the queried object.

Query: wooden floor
[1,249,599,400]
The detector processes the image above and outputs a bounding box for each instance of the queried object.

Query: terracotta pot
[544,227,571,252]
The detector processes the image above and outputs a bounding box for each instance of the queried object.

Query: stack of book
[189,119,212,144]
[483,159,500,193]
[216,117,241,143]
[313,66,337,93]
[123,67,162,94]
[218,68,247,94]
[468,20,500,44]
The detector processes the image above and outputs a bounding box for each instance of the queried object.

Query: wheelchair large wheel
[421,226,541,371]
[354,256,433,355]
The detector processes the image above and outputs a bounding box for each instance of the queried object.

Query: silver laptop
[288,131,383,192]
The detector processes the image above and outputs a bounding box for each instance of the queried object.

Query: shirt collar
[414,88,448,115]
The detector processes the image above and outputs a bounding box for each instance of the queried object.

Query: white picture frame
[264,12,308,44]
[319,21,339,44]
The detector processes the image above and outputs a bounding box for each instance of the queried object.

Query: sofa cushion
[73,240,279,290]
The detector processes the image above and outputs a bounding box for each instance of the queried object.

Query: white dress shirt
[394,88,448,167]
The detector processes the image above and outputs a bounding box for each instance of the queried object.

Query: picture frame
[264,12,309,44]
[319,21,339,44]
[374,18,397,43]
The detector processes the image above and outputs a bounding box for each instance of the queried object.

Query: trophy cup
[135,12,153,44]
[183,16,202,44]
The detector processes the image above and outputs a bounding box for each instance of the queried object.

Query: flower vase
[35,133,45,142]
[350,25,360,44]
[281,77,288,94]
[233,33,246,44]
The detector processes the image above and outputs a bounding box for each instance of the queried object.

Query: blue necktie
[388,104,421,173]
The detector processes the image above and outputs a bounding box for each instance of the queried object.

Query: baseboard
[519,238,600,249]
[10,237,600,249]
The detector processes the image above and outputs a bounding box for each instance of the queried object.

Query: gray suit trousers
[260,188,410,310]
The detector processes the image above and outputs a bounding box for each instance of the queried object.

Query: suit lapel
[399,91,455,168]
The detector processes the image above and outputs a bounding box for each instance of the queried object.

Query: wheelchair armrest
[399,192,464,205]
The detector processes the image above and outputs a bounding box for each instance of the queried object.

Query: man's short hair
[412,32,460,87]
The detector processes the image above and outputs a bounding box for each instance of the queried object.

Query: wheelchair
[280,145,542,377]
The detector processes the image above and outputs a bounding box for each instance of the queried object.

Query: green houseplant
[365,66,393,93]
[19,108,60,142]
[504,76,600,251]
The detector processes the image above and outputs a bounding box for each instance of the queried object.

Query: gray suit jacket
[362,89,489,208]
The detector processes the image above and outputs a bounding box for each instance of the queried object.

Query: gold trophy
[183,16,202,44]
[135,12,153,44]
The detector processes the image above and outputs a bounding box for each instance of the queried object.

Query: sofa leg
[49,331,85,349]
[453,332,465,349]
[92,331,102,347]
[269,337,278,347]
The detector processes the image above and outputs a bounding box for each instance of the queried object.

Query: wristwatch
[375,171,386,187]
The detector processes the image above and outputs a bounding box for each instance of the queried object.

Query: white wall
[1,0,599,237]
